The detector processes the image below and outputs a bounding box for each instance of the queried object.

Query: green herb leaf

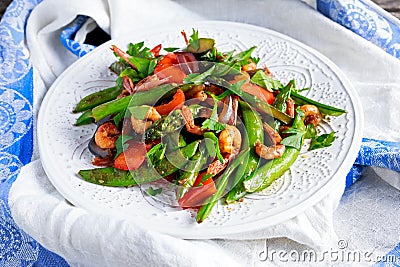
[114,135,133,159]
[281,108,306,150]
[164,47,180,52]
[309,132,336,150]
[184,65,216,84]
[147,186,163,196]
[127,41,154,58]
[250,70,282,92]
[188,29,200,51]
[201,94,226,133]
[305,124,317,139]
[204,132,224,163]
[129,56,157,77]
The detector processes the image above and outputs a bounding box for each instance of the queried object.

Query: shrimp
[255,123,285,160]
[207,125,242,176]
[263,122,282,145]
[131,107,161,134]
[95,122,121,149]
[300,104,322,126]
[255,142,285,160]
[181,105,205,135]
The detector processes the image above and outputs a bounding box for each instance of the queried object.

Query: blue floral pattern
[317,0,400,58]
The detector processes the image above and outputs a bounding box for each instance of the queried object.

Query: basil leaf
[204,132,224,163]
[188,29,200,51]
[281,109,306,150]
[250,70,282,92]
[309,132,336,150]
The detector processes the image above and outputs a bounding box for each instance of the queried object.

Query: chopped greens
[251,70,282,92]
[147,186,163,196]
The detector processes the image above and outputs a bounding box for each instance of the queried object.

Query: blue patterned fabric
[317,0,400,58]
[0,0,68,266]
[0,0,399,266]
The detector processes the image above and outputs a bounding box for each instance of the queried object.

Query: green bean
[74,86,122,113]
[226,101,263,203]
[196,148,250,223]
[79,140,200,187]
[176,146,208,199]
[75,109,94,126]
[291,91,346,116]
[206,76,293,124]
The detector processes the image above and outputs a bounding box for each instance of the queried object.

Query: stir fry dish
[74,30,346,223]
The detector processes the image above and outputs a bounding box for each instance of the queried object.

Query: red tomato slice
[114,140,147,171]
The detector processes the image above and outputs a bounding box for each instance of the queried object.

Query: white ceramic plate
[38,21,363,239]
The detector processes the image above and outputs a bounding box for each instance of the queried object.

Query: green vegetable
[272,81,294,131]
[164,47,180,52]
[79,141,200,187]
[204,132,224,163]
[243,146,301,192]
[196,148,250,223]
[250,70,282,92]
[75,110,94,126]
[91,84,175,121]
[291,91,346,116]
[226,101,263,203]
[147,186,163,196]
[309,131,336,150]
[201,93,226,133]
[281,109,307,150]
[146,143,167,167]
[176,147,208,199]
[187,38,215,54]
[73,86,122,113]
[243,115,306,192]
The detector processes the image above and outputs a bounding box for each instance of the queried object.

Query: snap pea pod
[242,146,300,192]
[91,84,175,121]
[75,109,94,126]
[74,86,122,113]
[91,84,197,122]
[176,146,208,199]
[196,148,250,223]
[243,113,305,192]
[291,91,346,116]
[225,101,263,203]
[206,76,293,124]
[79,140,200,187]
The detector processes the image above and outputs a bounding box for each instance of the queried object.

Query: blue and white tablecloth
[0,0,399,266]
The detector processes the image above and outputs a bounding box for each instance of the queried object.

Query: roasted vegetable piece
[186,38,215,54]
[74,86,122,113]
[155,89,185,115]
[226,101,263,203]
[114,140,147,170]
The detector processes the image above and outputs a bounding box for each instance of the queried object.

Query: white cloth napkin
[9,0,400,266]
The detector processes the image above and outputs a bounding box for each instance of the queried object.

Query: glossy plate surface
[38,21,363,238]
